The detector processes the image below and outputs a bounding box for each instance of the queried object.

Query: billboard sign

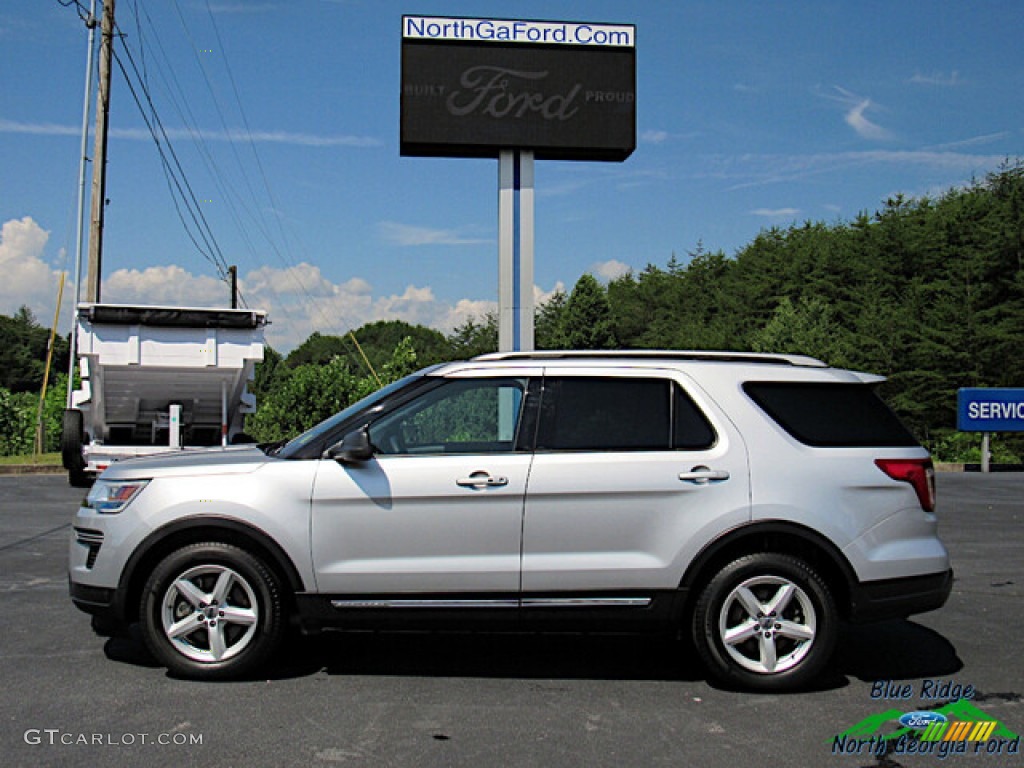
[400,16,636,161]
[957,388,1024,432]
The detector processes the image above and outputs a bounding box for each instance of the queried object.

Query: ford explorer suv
[69,351,952,690]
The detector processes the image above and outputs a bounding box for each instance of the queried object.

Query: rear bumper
[848,568,953,623]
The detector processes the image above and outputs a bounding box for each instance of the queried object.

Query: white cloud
[206,2,278,13]
[590,259,632,281]
[535,281,566,306]
[378,221,490,247]
[708,149,1010,191]
[908,70,962,87]
[103,265,227,306]
[101,261,505,351]
[751,207,800,218]
[639,129,698,145]
[0,118,380,148]
[0,218,549,352]
[824,87,892,141]
[844,99,890,141]
[0,216,65,320]
[641,130,670,144]
[922,132,1010,151]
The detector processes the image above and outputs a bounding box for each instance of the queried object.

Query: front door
[311,374,536,597]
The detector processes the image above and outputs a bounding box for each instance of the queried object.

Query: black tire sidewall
[61,409,85,471]
[140,542,284,680]
[693,553,837,691]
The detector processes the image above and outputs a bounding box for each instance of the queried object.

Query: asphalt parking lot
[0,473,1020,768]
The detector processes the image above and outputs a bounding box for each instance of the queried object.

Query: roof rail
[471,350,828,367]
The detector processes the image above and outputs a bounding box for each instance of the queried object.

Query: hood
[99,445,273,480]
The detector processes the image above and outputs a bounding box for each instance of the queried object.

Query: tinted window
[674,384,717,450]
[537,377,715,452]
[370,377,528,454]
[744,382,918,447]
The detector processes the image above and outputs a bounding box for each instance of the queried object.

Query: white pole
[981,433,991,473]
[169,403,182,449]
[497,150,535,353]
[498,151,515,352]
[67,0,99,407]
[221,379,229,447]
[518,151,535,352]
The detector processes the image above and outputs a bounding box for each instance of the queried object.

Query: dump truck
[62,303,267,487]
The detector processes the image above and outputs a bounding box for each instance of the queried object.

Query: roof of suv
[472,350,829,367]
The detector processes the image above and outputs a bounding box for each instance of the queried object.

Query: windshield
[274,369,433,458]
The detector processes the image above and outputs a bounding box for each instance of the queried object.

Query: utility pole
[86,0,115,303]
[229,265,238,309]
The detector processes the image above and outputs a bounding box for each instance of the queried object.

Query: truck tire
[62,409,92,487]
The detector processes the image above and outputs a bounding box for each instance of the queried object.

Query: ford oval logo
[899,711,948,729]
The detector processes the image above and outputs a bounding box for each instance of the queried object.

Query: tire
[139,542,285,680]
[692,553,837,691]
[68,466,93,488]
[62,409,87,485]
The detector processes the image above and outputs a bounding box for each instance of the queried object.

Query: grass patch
[0,452,62,466]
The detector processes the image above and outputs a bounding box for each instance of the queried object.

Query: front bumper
[848,568,953,623]
[69,577,118,617]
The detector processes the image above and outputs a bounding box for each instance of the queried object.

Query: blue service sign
[957,388,1024,432]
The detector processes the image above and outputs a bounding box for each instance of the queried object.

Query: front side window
[370,377,529,455]
[536,377,715,452]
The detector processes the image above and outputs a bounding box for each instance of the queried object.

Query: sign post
[400,15,636,352]
[956,388,1024,472]
[498,150,534,351]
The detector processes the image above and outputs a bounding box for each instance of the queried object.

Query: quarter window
[743,382,918,447]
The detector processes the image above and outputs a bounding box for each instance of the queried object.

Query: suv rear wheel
[692,553,837,691]
[140,542,285,679]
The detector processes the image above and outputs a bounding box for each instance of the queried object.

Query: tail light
[875,458,936,512]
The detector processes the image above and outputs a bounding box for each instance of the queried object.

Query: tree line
[3,163,1022,460]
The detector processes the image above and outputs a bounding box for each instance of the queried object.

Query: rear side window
[536,377,715,452]
[743,382,918,447]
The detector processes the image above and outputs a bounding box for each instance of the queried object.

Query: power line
[112,32,236,285]
[66,0,381,367]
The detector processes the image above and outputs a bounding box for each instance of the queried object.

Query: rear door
[521,368,750,599]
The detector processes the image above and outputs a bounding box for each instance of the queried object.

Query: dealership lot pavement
[1,473,1020,767]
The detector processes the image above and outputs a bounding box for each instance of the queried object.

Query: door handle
[678,466,730,485]
[456,471,509,488]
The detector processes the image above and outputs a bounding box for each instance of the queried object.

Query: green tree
[0,388,34,456]
[0,306,70,394]
[447,313,498,359]
[751,297,854,367]
[562,273,618,349]
[246,338,423,443]
[535,290,567,349]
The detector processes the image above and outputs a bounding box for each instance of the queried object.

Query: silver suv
[69,351,952,690]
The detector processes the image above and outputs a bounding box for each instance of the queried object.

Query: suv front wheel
[140,542,285,679]
[692,553,837,691]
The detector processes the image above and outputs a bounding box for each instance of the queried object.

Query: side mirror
[325,427,375,463]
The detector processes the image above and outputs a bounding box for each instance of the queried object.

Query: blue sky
[2,1,1021,351]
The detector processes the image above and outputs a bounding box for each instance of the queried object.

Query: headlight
[85,480,150,514]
